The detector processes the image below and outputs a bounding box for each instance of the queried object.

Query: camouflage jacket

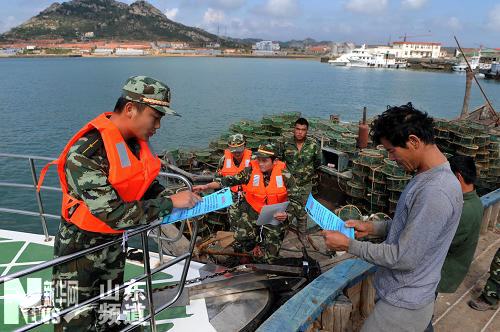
[64,129,172,234]
[278,136,321,187]
[213,165,303,219]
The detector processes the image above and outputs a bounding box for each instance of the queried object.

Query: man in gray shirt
[323,103,462,332]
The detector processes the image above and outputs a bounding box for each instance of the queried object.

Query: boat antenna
[454,36,499,125]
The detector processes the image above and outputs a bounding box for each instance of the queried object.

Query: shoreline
[0,53,320,60]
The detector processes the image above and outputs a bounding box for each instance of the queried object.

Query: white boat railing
[0,152,199,332]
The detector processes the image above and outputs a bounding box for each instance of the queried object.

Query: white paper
[256,201,290,226]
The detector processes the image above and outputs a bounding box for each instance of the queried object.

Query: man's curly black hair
[370,103,435,148]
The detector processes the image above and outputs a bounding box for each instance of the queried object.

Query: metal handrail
[0,153,200,332]
[1,219,198,332]
[0,153,56,241]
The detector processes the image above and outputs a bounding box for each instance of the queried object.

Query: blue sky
[0,0,499,47]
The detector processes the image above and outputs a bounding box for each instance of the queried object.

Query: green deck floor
[0,239,190,331]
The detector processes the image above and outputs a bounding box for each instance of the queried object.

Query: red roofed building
[392,41,442,59]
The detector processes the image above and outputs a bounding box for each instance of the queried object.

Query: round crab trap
[386,175,412,192]
[351,172,367,186]
[346,182,366,198]
[352,160,371,177]
[454,143,479,158]
[435,127,450,139]
[389,190,402,202]
[347,180,365,190]
[358,149,384,167]
[450,132,475,146]
[489,141,499,154]
[489,166,500,177]
[369,212,392,222]
[331,124,351,134]
[474,134,490,147]
[336,204,363,221]
[475,151,490,163]
[246,138,260,149]
[366,188,388,205]
[194,150,213,163]
[337,137,357,153]
[280,111,301,120]
[434,119,450,129]
[364,200,387,214]
[341,132,358,140]
[261,116,274,126]
[382,159,406,177]
[443,152,454,159]
[376,145,389,158]
[368,166,387,183]
[389,198,399,213]
[367,181,386,194]
[490,157,500,167]
[476,165,488,178]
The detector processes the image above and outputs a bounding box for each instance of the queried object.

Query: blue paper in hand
[305,193,355,239]
[162,187,233,224]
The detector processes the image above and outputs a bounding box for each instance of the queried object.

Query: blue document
[162,188,233,224]
[305,194,355,239]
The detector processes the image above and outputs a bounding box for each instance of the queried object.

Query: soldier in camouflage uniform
[277,117,321,243]
[216,134,253,233]
[48,76,201,331]
[194,143,303,263]
[468,248,500,311]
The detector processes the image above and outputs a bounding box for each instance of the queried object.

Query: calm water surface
[1,56,499,234]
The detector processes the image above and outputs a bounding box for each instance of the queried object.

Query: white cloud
[487,4,500,31]
[445,17,461,30]
[0,16,19,33]
[164,8,179,20]
[262,0,299,18]
[344,0,388,14]
[211,0,246,10]
[401,0,428,9]
[203,8,225,24]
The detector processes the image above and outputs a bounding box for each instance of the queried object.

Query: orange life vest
[245,160,288,213]
[37,112,161,234]
[219,149,252,193]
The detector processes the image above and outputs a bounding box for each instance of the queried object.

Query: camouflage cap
[255,143,277,158]
[228,134,246,152]
[122,75,179,116]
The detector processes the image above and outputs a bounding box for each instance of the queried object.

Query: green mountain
[0,0,219,44]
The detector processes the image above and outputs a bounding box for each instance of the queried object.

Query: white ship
[329,45,400,68]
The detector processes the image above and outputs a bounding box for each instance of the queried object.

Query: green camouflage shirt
[214,165,303,219]
[278,136,321,187]
[64,129,173,233]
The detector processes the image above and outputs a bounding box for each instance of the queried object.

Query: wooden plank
[360,275,375,318]
[481,206,492,235]
[256,259,376,332]
[346,282,362,317]
[332,296,352,332]
[321,304,335,331]
[488,202,499,230]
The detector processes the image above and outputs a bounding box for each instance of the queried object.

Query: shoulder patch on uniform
[76,130,104,158]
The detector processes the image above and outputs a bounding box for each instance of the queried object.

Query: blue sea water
[0,56,499,234]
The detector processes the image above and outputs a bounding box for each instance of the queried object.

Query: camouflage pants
[294,185,313,238]
[482,248,500,305]
[233,202,287,263]
[52,220,126,332]
[228,191,243,233]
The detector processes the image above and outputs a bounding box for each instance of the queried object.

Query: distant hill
[0,0,221,44]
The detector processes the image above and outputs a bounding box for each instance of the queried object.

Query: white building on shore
[392,41,441,59]
[253,41,280,52]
